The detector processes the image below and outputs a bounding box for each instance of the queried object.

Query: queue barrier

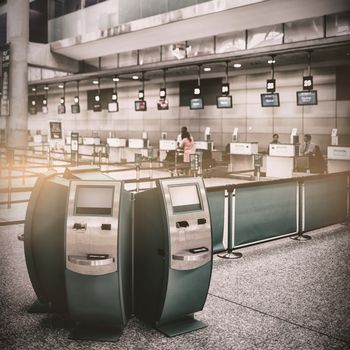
[207,171,350,253]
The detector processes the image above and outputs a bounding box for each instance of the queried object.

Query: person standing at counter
[267,133,280,154]
[300,134,316,155]
[179,131,196,163]
[300,134,325,173]
[177,126,188,145]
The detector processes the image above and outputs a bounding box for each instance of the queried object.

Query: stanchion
[218,187,242,259]
[290,182,311,241]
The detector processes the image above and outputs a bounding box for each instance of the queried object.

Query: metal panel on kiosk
[134,177,212,337]
[64,180,131,341]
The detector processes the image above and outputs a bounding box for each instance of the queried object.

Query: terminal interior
[0,1,350,349]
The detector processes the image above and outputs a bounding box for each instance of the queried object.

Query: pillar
[6,0,29,148]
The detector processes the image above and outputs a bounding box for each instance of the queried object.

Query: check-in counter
[229,142,258,172]
[267,144,296,178]
[107,138,127,163]
[327,146,350,173]
[123,139,150,162]
[159,140,177,161]
[79,137,101,158]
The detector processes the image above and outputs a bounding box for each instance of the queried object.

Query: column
[6,0,29,148]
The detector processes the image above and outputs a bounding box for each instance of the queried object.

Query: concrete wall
[25,66,350,152]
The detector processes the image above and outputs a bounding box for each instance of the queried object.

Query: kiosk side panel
[27,177,69,312]
[134,189,167,324]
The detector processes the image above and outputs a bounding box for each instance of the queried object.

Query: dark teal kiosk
[23,166,117,314]
[134,177,213,337]
[64,179,132,341]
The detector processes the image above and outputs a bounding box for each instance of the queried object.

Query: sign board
[0,44,10,116]
[71,132,79,153]
[50,122,62,139]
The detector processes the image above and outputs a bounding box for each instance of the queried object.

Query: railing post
[218,187,242,259]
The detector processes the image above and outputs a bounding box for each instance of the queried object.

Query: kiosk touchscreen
[65,180,132,341]
[134,177,212,337]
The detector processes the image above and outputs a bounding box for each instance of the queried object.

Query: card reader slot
[172,251,210,262]
[68,255,114,267]
[176,221,189,228]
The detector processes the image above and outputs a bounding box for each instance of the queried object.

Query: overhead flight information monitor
[216,96,232,108]
[190,98,204,110]
[261,93,280,107]
[297,90,318,105]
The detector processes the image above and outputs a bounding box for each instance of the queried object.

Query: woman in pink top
[179,131,196,162]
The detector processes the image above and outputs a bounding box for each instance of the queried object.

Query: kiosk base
[156,315,207,337]
[69,325,122,342]
[28,300,51,314]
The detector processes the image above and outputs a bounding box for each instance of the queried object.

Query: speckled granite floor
[0,223,349,349]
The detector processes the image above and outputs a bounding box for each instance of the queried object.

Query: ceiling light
[233,63,242,68]
[92,79,99,85]
[113,76,119,82]
[58,84,64,89]
[132,75,139,80]
[268,59,276,64]
[43,85,49,91]
[74,96,79,104]
[203,67,211,72]
[31,87,36,92]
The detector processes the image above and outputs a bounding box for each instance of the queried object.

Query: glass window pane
[216,31,245,53]
[187,36,214,58]
[247,24,283,49]
[65,0,81,14]
[119,50,138,67]
[285,17,324,43]
[139,46,161,65]
[326,11,350,37]
[162,42,188,61]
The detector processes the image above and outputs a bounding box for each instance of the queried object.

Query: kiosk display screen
[217,96,232,108]
[168,184,202,213]
[190,98,204,110]
[75,186,114,216]
[297,90,318,105]
[261,93,280,107]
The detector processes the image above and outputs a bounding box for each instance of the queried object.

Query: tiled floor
[0,222,349,349]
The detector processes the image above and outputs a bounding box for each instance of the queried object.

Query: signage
[50,122,62,139]
[296,90,318,106]
[261,93,280,107]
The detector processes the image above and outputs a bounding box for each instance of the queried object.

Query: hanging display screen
[296,90,318,105]
[216,96,232,109]
[260,93,280,107]
[190,98,204,110]
[135,100,147,111]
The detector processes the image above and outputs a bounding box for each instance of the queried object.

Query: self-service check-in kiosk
[134,177,212,337]
[65,180,132,341]
[24,167,119,315]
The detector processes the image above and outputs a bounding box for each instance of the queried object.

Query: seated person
[300,134,316,156]
[267,133,280,154]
